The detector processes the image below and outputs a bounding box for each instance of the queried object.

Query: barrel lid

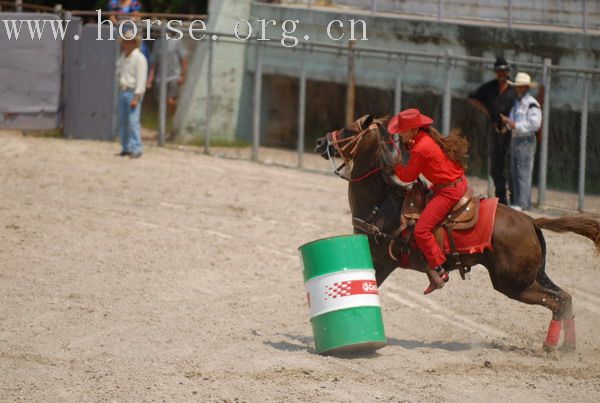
[298,234,366,250]
[299,234,373,281]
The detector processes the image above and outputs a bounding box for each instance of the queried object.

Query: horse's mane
[371,117,399,168]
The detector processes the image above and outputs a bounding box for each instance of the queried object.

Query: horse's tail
[533,216,600,254]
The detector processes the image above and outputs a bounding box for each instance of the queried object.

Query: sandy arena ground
[1,131,600,402]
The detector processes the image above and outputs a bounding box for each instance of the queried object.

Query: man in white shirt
[116,30,147,159]
[500,72,542,211]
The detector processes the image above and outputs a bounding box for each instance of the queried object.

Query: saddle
[401,181,479,231]
[398,179,480,278]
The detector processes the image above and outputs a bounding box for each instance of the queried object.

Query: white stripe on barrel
[305,269,381,318]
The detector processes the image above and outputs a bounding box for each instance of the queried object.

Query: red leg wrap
[544,319,562,346]
[563,318,576,347]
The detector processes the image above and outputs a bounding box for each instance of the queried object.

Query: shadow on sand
[264,334,519,357]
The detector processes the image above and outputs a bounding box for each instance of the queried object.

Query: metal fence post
[582,0,588,34]
[307,0,313,9]
[578,74,590,211]
[371,0,377,13]
[442,50,452,136]
[394,56,405,113]
[158,21,168,147]
[252,44,263,162]
[437,0,442,22]
[297,64,307,168]
[538,58,552,206]
[345,41,356,126]
[507,0,513,29]
[204,39,214,155]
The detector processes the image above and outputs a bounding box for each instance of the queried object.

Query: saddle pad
[442,197,499,254]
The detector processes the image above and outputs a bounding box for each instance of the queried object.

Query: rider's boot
[423,266,450,295]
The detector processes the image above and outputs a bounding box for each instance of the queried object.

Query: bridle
[326,124,383,182]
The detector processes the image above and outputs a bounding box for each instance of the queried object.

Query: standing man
[116,30,147,159]
[500,72,542,211]
[468,57,517,205]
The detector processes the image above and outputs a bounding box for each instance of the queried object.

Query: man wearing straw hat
[116,30,147,159]
[500,72,542,211]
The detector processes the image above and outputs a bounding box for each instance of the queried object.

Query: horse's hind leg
[537,271,576,351]
[508,280,574,351]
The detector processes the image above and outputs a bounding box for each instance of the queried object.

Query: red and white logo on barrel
[324,280,378,300]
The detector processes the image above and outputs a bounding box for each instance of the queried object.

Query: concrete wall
[253,3,600,95]
[174,0,253,143]
[285,0,600,30]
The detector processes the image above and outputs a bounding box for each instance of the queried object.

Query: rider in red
[388,108,469,294]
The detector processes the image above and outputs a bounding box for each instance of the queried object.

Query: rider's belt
[433,176,464,189]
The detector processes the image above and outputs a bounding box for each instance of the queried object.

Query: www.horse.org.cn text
[1,9,369,46]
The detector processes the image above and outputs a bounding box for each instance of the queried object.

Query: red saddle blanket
[441,197,499,254]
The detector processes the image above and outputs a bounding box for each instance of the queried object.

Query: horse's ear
[357,114,374,130]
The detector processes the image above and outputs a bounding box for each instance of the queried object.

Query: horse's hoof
[542,342,558,353]
[559,343,576,353]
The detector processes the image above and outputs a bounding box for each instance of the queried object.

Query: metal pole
[308,0,313,9]
[15,0,22,12]
[345,41,356,126]
[297,65,307,168]
[538,58,552,206]
[204,39,214,155]
[252,44,263,162]
[578,75,589,211]
[442,50,452,136]
[394,57,404,113]
[437,0,442,22]
[371,0,377,13]
[487,138,493,198]
[158,21,167,147]
[582,0,588,34]
[507,0,513,29]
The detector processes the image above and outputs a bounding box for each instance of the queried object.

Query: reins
[326,123,388,182]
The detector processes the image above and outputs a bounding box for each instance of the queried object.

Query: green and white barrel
[299,234,386,355]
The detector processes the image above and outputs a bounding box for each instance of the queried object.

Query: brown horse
[315,114,600,352]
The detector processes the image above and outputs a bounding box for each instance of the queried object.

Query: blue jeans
[119,90,143,154]
[510,135,536,210]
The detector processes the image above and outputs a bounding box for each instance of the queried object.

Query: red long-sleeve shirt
[395,131,464,185]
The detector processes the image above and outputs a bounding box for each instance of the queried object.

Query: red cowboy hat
[388,108,434,134]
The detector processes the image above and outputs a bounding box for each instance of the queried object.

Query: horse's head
[315,115,393,180]
[315,114,377,160]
